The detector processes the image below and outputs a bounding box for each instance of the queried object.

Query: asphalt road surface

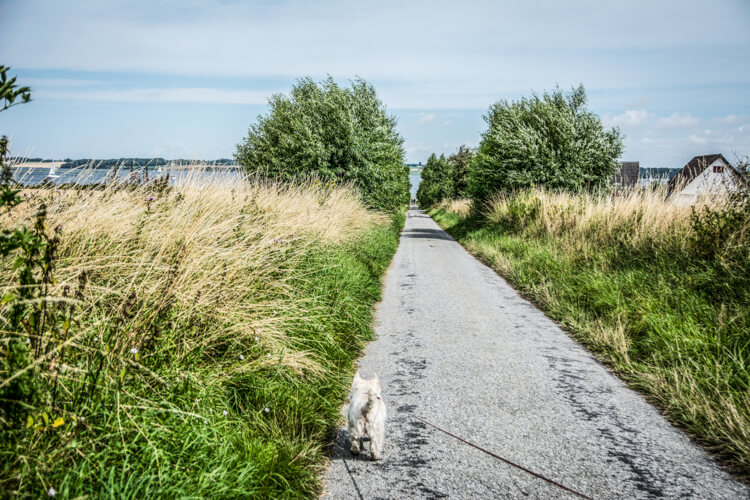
[322,209,748,499]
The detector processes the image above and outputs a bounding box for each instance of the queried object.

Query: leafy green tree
[416,153,453,207]
[468,85,623,201]
[448,145,474,199]
[235,77,409,211]
[0,66,31,113]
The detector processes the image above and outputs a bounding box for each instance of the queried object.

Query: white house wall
[673,158,738,206]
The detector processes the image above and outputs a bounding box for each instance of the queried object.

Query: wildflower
[239,354,245,360]
[255,336,259,342]
[146,196,154,202]
[130,347,139,354]
[267,353,271,357]
[222,410,228,416]
[48,487,56,497]
[263,407,270,414]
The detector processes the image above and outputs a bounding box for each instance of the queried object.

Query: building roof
[610,161,639,186]
[666,153,737,196]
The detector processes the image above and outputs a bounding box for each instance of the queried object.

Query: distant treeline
[11,158,238,168]
[59,158,238,169]
[13,157,57,163]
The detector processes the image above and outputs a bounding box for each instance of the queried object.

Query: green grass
[1,181,404,498]
[430,192,749,480]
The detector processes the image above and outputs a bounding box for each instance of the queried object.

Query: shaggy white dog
[346,372,386,460]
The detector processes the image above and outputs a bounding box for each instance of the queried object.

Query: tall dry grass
[1,173,397,497]
[4,176,380,374]
[486,185,699,248]
[431,185,750,477]
[435,198,473,218]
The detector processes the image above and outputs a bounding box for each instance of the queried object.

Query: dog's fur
[346,372,386,460]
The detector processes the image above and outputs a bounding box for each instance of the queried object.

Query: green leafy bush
[235,77,409,211]
[449,145,474,199]
[468,85,623,201]
[416,153,453,208]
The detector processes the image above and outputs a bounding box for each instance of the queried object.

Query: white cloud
[2,0,749,165]
[2,0,749,98]
[442,121,451,127]
[42,87,277,104]
[25,78,101,88]
[712,114,742,125]
[405,142,435,156]
[604,110,652,127]
[656,113,699,128]
[418,113,437,125]
[640,137,664,143]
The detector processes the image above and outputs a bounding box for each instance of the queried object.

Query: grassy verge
[1,177,403,498]
[430,190,749,479]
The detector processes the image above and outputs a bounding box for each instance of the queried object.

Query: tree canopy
[468,85,623,201]
[416,153,453,208]
[448,145,474,199]
[235,77,409,211]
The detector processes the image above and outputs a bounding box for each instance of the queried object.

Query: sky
[0,0,749,167]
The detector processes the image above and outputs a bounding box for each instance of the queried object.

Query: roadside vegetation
[1,69,405,497]
[416,146,474,208]
[430,181,749,477]
[418,83,750,477]
[235,77,410,212]
[0,176,403,497]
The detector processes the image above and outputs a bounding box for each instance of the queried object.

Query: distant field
[9,161,62,169]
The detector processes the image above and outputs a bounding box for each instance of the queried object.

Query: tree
[448,145,474,199]
[468,85,623,201]
[416,153,453,208]
[235,76,409,211]
[0,66,31,113]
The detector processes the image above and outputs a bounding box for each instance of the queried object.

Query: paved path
[322,209,748,499]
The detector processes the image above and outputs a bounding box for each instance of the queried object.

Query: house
[666,154,742,205]
[610,161,640,187]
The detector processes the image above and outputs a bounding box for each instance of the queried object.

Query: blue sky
[0,0,749,167]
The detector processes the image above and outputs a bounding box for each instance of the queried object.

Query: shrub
[235,77,409,212]
[468,85,623,201]
[448,145,474,199]
[416,153,453,208]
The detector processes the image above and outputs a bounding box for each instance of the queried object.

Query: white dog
[346,372,386,460]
